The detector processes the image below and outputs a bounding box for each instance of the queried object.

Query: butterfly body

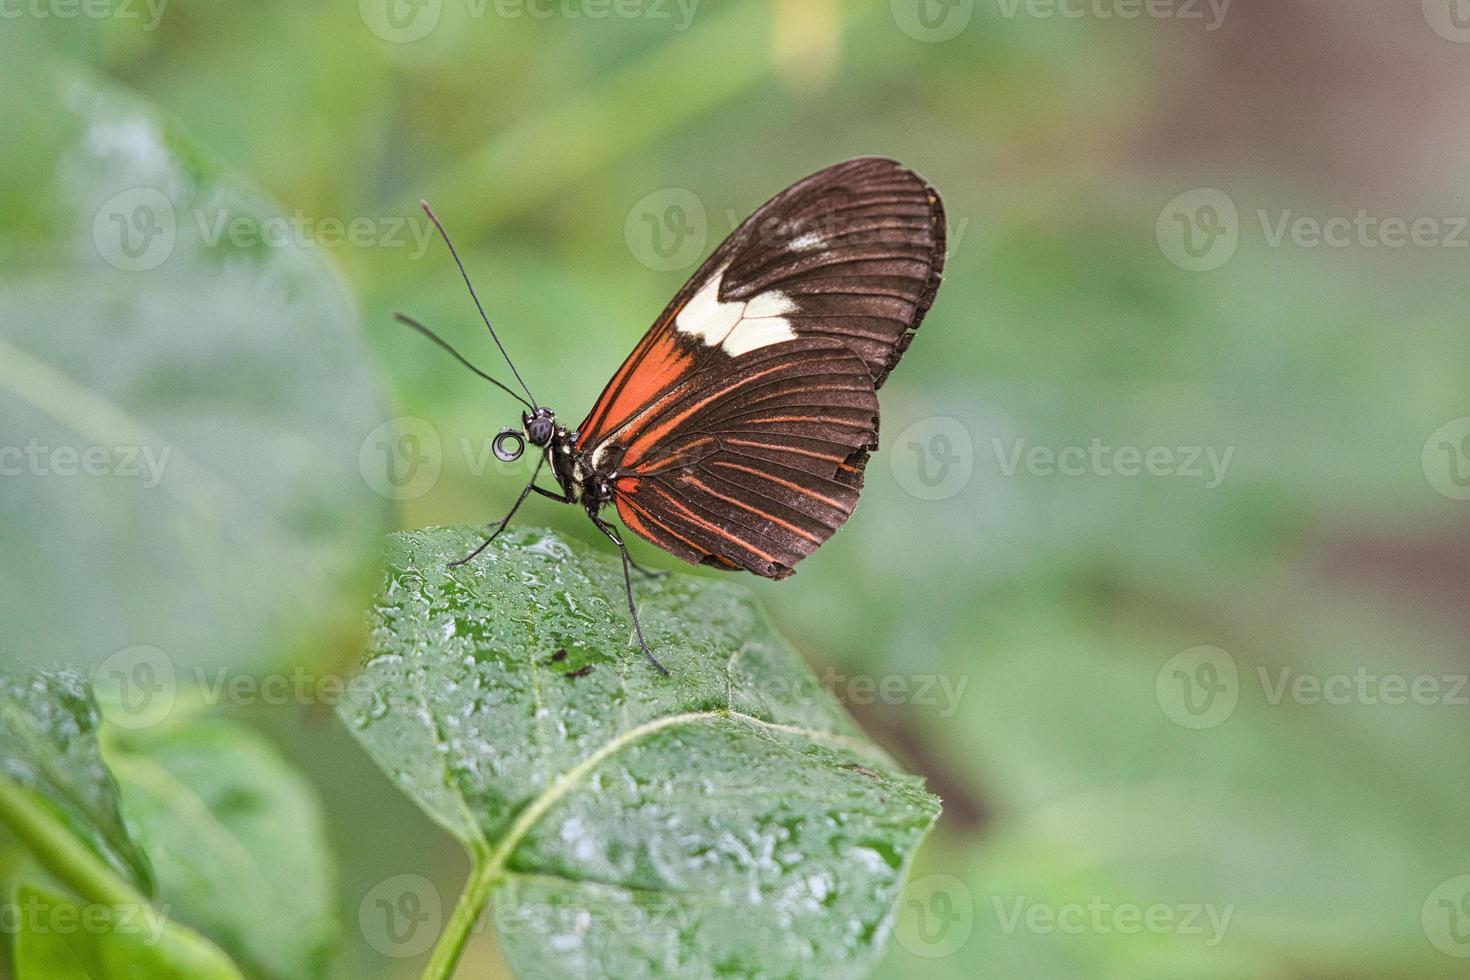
[529,415,612,514]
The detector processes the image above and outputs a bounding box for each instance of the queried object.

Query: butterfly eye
[493,428,526,462]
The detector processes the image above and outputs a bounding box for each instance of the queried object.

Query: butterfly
[398,157,947,674]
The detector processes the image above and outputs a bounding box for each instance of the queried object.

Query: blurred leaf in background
[0,38,392,680]
[105,718,338,980]
[0,666,248,978]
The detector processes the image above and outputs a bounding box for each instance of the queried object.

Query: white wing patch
[675,264,797,357]
[789,231,824,251]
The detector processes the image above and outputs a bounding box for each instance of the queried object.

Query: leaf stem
[0,772,146,908]
[420,865,503,980]
[0,753,247,978]
[417,711,722,979]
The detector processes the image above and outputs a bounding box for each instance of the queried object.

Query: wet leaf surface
[342,526,940,978]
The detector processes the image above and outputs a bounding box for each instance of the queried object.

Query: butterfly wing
[577,157,946,577]
[605,337,880,578]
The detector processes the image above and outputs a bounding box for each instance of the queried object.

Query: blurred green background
[7,0,1470,976]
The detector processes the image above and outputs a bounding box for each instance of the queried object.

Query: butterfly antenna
[419,200,539,408]
[393,312,534,410]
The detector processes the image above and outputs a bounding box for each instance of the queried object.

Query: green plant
[0,526,940,979]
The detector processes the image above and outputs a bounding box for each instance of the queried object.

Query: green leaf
[104,718,338,980]
[0,668,245,979]
[10,881,242,980]
[341,526,941,979]
[0,43,390,678]
[0,667,152,895]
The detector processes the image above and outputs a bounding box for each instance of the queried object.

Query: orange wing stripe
[621,360,795,467]
[709,460,848,510]
[641,484,781,565]
[680,475,822,543]
[724,437,845,464]
[582,330,693,447]
[735,414,873,430]
[619,491,748,564]
[614,494,700,555]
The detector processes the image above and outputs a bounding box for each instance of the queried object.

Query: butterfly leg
[449,457,565,568]
[590,514,671,676]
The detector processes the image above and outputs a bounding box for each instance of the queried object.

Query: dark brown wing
[576,157,946,447]
[578,157,946,576]
[608,338,879,578]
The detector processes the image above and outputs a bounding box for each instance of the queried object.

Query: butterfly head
[523,407,556,447]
